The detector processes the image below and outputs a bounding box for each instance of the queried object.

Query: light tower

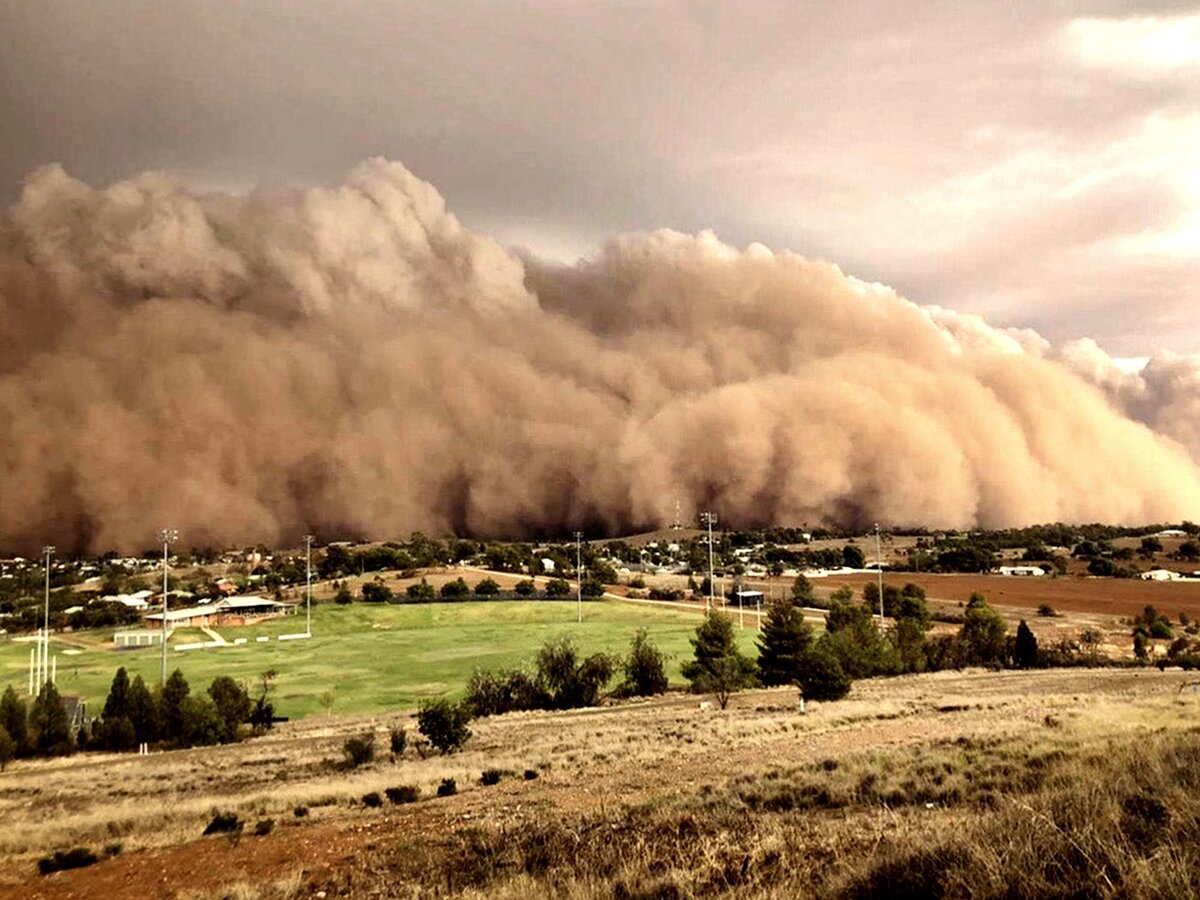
[874,523,884,628]
[700,512,717,613]
[41,546,54,688]
[158,528,178,685]
[574,531,583,623]
[305,534,314,637]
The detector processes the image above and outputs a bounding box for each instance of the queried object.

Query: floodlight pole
[42,546,54,689]
[305,534,314,636]
[700,512,717,614]
[158,528,178,685]
[875,523,884,628]
[574,531,583,623]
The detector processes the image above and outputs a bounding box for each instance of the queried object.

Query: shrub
[580,578,605,598]
[406,580,436,601]
[481,768,503,786]
[361,792,383,808]
[440,577,470,598]
[293,806,309,818]
[544,578,571,597]
[334,586,353,604]
[343,732,375,767]
[474,578,501,596]
[37,847,99,875]
[385,785,421,804]
[203,811,242,836]
[437,777,457,797]
[0,726,14,772]
[536,638,615,709]
[1037,604,1057,618]
[513,579,535,596]
[390,725,407,756]
[524,768,539,780]
[1150,619,1174,639]
[252,818,274,836]
[619,629,670,697]
[417,699,472,754]
[465,668,548,717]
[361,581,394,603]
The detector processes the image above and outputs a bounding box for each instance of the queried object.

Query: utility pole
[158,528,178,685]
[875,523,884,628]
[41,546,54,689]
[305,534,314,636]
[574,531,583,623]
[700,512,717,614]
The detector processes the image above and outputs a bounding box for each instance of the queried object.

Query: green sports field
[0,601,761,719]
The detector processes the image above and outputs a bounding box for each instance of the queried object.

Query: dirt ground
[6,667,1197,899]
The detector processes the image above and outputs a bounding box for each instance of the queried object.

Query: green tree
[798,640,852,702]
[440,577,470,598]
[417,698,472,754]
[823,599,895,678]
[544,578,571,597]
[1014,620,1039,668]
[208,676,251,742]
[791,574,814,603]
[580,578,605,598]
[842,545,866,569]
[180,695,225,747]
[681,612,756,709]
[959,594,1008,666]
[473,578,500,595]
[1133,631,1149,661]
[160,669,191,744]
[102,667,132,721]
[756,598,814,686]
[513,579,535,596]
[535,638,614,708]
[619,629,669,697]
[361,581,394,603]
[30,681,73,757]
[127,674,158,744]
[0,685,29,757]
[406,579,436,601]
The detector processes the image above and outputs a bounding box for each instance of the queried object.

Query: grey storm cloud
[1,159,1198,553]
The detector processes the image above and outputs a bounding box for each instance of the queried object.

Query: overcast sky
[3,0,1198,355]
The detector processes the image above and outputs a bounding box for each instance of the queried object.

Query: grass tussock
[381,728,1200,899]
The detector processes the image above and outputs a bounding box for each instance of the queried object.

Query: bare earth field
[5,666,1198,898]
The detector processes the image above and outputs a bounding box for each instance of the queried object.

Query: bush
[437,777,457,797]
[524,768,539,780]
[544,578,571,597]
[536,638,615,709]
[252,818,274,836]
[619,630,670,697]
[361,581,394,603]
[465,667,548,717]
[390,725,407,756]
[440,577,470,598]
[203,811,242,836]
[37,847,100,875]
[0,725,14,772]
[343,732,375,767]
[417,699,472,754]
[334,586,353,604]
[293,805,309,818]
[406,580,436,601]
[513,579,535,596]
[474,578,501,596]
[1037,604,1057,618]
[580,578,605,598]
[385,785,421,804]
[481,768,503,786]
[361,792,383,808]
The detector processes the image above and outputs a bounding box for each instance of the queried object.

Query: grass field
[0,601,759,719]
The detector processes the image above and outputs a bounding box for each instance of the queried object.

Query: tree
[580,578,605,598]
[249,669,277,733]
[180,695,224,747]
[535,638,614,708]
[0,686,29,757]
[417,698,472,754]
[1139,536,1163,557]
[798,641,851,702]
[30,681,73,757]
[590,559,619,585]
[473,578,500,596]
[160,669,191,743]
[361,581,393,603]
[681,613,756,709]
[208,676,251,742]
[1178,540,1200,561]
[1014,620,1039,668]
[440,577,470,598]
[756,598,814,686]
[842,545,865,569]
[127,674,158,744]
[1133,631,1149,661]
[823,598,895,678]
[0,725,14,771]
[102,667,132,722]
[406,580,436,601]
[791,574,814,603]
[958,594,1007,666]
[544,578,571,597]
[619,630,669,696]
[513,579,535,596]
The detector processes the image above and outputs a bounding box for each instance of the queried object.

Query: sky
[2,0,1199,356]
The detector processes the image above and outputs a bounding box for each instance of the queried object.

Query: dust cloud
[1,158,1197,552]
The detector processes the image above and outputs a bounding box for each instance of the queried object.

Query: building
[1141,569,1182,581]
[997,565,1046,577]
[114,629,163,649]
[142,596,293,630]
